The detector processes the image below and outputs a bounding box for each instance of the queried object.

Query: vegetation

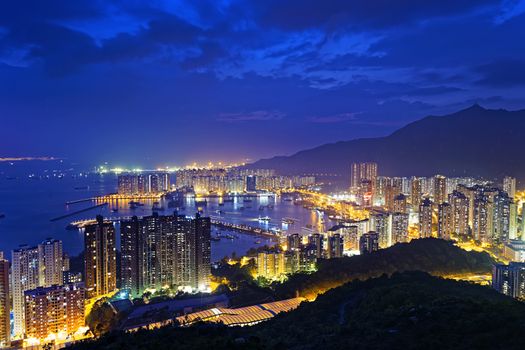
[272,238,494,299]
[72,272,525,349]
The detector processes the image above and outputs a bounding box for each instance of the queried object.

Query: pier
[69,215,278,240]
[50,203,108,222]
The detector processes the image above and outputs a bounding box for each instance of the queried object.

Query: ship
[258,216,271,222]
[111,208,119,213]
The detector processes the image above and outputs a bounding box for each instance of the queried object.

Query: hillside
[273,238,494,299]
[249,105,525,182]
[71,272,525,350]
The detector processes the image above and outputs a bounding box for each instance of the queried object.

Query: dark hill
[249,105,525,182]
[273,238,494,299]
[71,272,525,350]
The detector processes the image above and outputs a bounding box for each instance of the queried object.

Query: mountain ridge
[248,104,525,182]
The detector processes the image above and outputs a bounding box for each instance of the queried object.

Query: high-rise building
[411,177,423,210]
[24,283,85,340]
[438,202,453,240]
[38,238,63,287]
[391,213,409,244]
[370,212,391,248]
[359,232,379,254]
[419,198,433,238]
[0,252,9,347]
[433,175,447,205]
[492,263,525,300]
[84,216,117,299]
[393,193,407,214]
[472,195,493,244]
[503,176,516,198]
[118,172,170,195]
[12,245,40,336]
[246,175,257,192]
[306,233,323,259]
[120,213,211,295]
[351,162,377,190]
[384,182,402,212]
[493,191,513,243]
[327,234,343,258]
[449,190,470,237]
[120,216,144,296]
[287,233,302,252]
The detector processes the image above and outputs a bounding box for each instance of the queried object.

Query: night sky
[1,0,525,167]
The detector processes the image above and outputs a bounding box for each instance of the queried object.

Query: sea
[0,160,334,261]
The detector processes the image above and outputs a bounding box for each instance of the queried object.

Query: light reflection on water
[0,174,335,261]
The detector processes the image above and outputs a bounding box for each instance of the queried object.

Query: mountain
[249,105,525,182]
[72,272,525,350]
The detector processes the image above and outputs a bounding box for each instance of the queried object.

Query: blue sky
[1,0,525,166]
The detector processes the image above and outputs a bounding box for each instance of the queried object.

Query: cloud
[309,112,358,123]
[475,59,525,87]
[217,110,285,122]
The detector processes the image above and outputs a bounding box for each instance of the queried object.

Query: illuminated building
[24,283,85,341]
[503,176,516,198]
[12,245,40,336]
[118,172,170,195]
[492,263,525,300]
[411,177,423,210]
[449,190,470,237]
[370,212,391,248]
[84,216,117,298]
[503,240,525,262]
[391,213,409,244]
[327,234,343,258]
[351,162,377,191]
[306,233,323,259]
[120,216,144,297]
[359,232,379,254]
[393,193,407,214]
[384,182,402,212]
[121,213,211,294]
[522,203,525,241]
[38,239,63,287]
[245,175,257,192]
[358,179,373,207]
[0,252,9,347]
[492,191,514,243]
[437,202,453,240]
[472,195,493,244]
[419,198,433,238]
[433,175,447,205]
[457,184,476,228]
[287,233,302,252]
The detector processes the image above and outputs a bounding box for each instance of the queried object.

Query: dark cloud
[256,0,498,30]
[475,59,525,87]
[1,0,525,163]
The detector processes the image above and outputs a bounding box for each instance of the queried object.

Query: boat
[130,203,138,210]
[282,218,295,224]
[283,197,293,202]
[255,239,262,244]
[74,186,89,190]
[218,203,225,207]
[243,199,253,203]
[258,216,271,222]
[267,204,274,209]
[211,236,221,242]
[216,210,223,214]
[111,208,119,213]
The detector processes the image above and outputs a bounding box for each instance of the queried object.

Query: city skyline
[2,1,525,164]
